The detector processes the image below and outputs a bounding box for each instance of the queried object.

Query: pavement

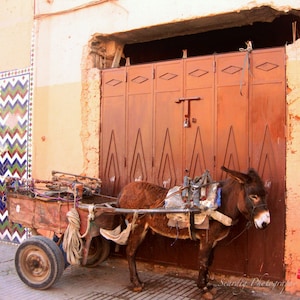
[0,241,299,300]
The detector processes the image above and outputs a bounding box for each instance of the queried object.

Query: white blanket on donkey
[100,221,132,245]
[164,186,208,229]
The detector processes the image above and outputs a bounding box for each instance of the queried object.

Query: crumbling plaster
[80,45,102,178]
[285,38,300,295]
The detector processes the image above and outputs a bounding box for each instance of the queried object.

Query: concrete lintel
[93,6,300,45]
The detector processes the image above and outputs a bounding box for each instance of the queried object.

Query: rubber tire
[15,236,65,290]
[85,235,111,267]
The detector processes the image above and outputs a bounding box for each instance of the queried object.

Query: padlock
[184,118,190,128]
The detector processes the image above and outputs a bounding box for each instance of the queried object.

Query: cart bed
[7,193,119,235]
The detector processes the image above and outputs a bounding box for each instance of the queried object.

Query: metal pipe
[78,203,205,215]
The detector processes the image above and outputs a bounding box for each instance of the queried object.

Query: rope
[225,221,252,246]
[170,222,179,247]
[63,205,95,265]
[187,212,193,240]
[80,205,95,238]
[63,208,83,265]
[130,212,138,233]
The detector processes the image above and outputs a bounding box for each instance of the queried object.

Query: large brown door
[100,47,286,280]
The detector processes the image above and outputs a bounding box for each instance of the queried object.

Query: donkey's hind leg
[126,221,149,292]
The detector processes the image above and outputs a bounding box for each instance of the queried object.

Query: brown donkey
[117,166,270,296]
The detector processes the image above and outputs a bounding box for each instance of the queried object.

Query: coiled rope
[63,205,94,265]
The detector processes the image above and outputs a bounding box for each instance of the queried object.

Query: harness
[246,193,267,220]
[165,171,233,241]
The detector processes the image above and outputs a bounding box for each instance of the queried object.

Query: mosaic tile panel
[0,68,33,243]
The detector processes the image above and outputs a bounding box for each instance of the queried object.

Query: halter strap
[247,194,267,219]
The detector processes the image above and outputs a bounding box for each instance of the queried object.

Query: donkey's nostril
[261,222,268,229]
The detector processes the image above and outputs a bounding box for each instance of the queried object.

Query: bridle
[226,191,267,246]
[246,193,268,220]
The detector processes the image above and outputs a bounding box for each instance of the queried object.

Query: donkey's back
[117,181,169,209]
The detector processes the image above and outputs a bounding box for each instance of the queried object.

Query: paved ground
[0,241,299,300]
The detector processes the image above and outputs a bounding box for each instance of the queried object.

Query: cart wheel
[85,236,110,267]
[15,236,65,290]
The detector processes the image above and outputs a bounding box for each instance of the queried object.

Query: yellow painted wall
[0,0,33,70]
[33,82,84,179]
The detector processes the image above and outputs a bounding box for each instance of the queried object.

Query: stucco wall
[32,0,300,180]
[35,0,300,33]
[33,12,87,178]
[286,39,300,295]
[33,83,84,178]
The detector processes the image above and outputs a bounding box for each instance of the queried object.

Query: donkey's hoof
[209,287,217,295]
[205,284,217,295]
[201,291,213,300]
[132,282,144,292]
[132,286,143,292]
[200,286,214,299]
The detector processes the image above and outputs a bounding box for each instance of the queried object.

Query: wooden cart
[6,171,121,290]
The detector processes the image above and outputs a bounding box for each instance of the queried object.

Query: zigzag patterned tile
[0,69,33,243]
[0,209,8,222]
[0,79,29,100]
[0,228,27,243]
[0,102,28,118]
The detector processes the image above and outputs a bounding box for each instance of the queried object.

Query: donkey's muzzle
[254,210,270,229]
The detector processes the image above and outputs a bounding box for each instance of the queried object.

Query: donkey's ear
[221,166,249,184]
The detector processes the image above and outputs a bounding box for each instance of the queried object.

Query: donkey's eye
[249,195,259,203]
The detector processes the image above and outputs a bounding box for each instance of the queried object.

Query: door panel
[215,52,249,179]
[247,48,286,280]
[127,64,154,183]
[184,56,215,177]
[100,68,126,196]
[211,52,250,275]
[154,61,183,187]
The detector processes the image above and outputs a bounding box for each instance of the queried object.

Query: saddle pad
[166,213,209,229]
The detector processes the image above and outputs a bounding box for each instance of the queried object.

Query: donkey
[117,166,270,296]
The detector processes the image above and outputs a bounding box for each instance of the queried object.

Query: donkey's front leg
[197,241,213,290]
